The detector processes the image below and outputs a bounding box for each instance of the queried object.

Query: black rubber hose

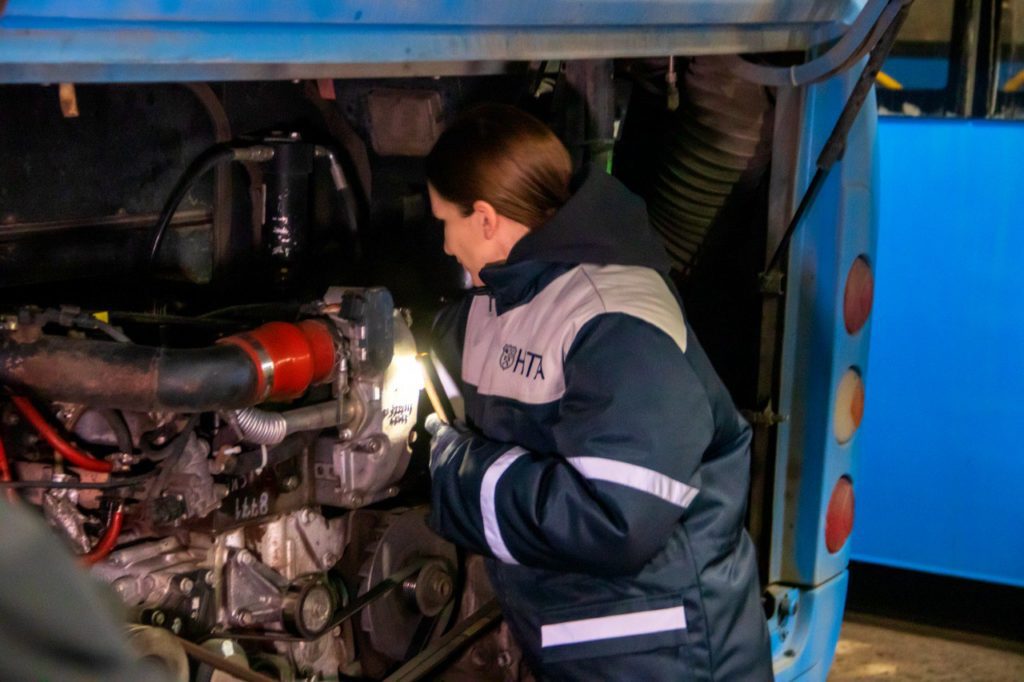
[145,145,235,268]
[143,414,201,462]
[0,334,259,412]
[96,409,134,455]
[317,146,364,262]
[340,185,363,261]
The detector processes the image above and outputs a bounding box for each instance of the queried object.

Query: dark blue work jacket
[430,169,773,681]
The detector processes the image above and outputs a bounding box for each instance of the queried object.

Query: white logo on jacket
[499,344,545,380]
[499,344,517,370]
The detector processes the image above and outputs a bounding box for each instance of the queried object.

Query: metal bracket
[214,558,427,642]
[743,403,788,427]
[58,83,79,118]
[758,270,785,296]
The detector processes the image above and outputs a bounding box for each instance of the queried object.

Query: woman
[425,104,772,681]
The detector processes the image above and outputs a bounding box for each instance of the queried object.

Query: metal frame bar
[0,0,865,83]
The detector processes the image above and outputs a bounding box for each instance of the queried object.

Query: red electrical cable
[0,436,11,482]
[8,399,122,561]
[11,396,113,473]
[82,505,124,565]
[0,434,17,504]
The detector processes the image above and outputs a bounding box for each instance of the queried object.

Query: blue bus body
[766,65,878,681]
[854,117,1024,589]
[0,0,858,82]
[0,2,880,679]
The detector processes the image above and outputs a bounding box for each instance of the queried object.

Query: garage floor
[829,613,1024,681]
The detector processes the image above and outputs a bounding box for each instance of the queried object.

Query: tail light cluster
[825,476,855,553]
[832,369,865,445]
[843,256,874,334]
[827,256,874,553]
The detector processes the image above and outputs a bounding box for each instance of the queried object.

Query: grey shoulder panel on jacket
[574,264,687,354]
[462,264,687,405]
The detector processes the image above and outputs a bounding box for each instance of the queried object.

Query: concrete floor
[829,614,1024,681]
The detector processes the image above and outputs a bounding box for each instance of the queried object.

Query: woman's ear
[473,200,500,240]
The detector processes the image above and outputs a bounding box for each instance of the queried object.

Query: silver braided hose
[233,407,288,445]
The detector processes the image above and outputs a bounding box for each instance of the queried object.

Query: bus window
[997,0,1024,117]
[876,0,955,116]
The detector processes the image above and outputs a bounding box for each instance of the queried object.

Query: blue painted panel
[0,0,864,83]
[767,67,877,681]
[771,66,877,588]
[2,0,865,27]
[852,117,1024,588]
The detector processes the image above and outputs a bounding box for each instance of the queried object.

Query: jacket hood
[504,166,672,273]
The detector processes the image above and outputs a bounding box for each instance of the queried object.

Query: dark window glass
[877,0,956,117]
[996,0,1024,117]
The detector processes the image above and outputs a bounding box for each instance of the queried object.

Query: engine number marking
[233,491,271,520]
[383,403,414,426]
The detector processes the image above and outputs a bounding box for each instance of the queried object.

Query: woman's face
[428,184,493,287]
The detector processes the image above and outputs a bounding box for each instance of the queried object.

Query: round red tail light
[843,256,874,334]
[825,476,855,553]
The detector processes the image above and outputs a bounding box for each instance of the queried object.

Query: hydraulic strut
[764,0,914,274]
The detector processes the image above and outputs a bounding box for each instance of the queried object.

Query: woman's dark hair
[425,104,572,230]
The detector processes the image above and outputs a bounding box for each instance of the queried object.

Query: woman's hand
[424,413,468,474]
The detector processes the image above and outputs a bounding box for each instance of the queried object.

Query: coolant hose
[0,320,336,412]
[3,339,260,412]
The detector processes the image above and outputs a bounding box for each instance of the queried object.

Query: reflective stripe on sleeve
[541,605,687,648]
[566,457,699,508]
[480,446,528,565]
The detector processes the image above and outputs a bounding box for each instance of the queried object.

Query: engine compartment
[0,287,490,679]
[0,62,771,681]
